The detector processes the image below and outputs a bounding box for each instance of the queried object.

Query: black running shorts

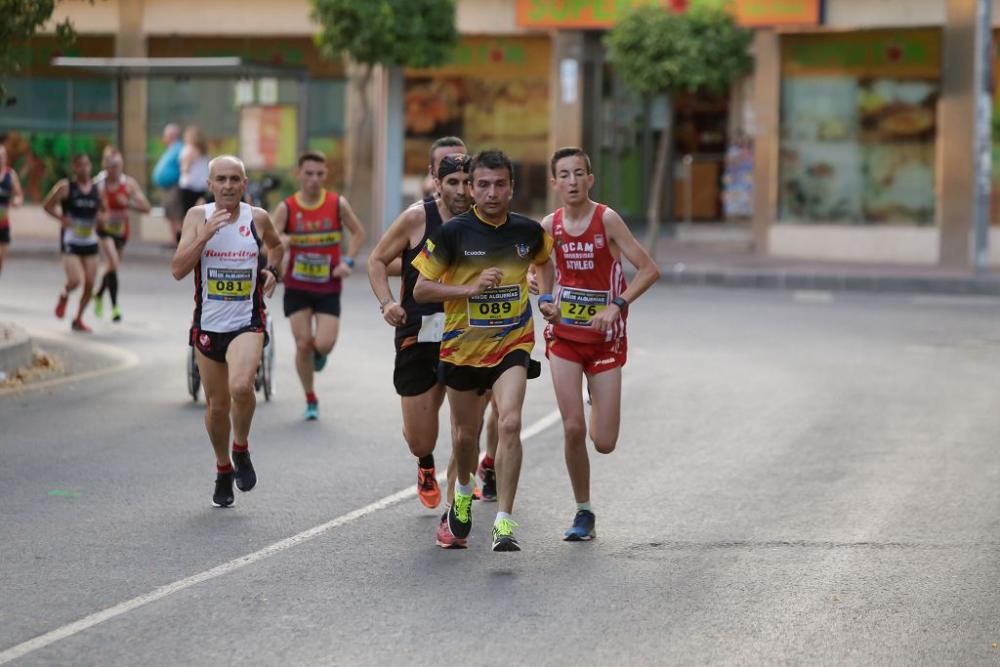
[283,288,341,318]
[393,341,441,397]
[438,349,531,395]
[190,325,268,364]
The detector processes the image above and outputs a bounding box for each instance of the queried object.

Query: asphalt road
[2,254,1000,666]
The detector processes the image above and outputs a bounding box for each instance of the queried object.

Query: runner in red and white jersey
[537,147,660,543]
[94,147,152,322]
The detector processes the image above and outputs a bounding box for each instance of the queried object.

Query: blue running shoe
[304,402,319,421]
[313,350,328,372]
[563,510,596,541]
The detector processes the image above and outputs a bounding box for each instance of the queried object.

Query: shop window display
[779,76,937,225]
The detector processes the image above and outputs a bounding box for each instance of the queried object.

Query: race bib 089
[558,286,609,326]
[468,284,522,327]
[207,268,253,301]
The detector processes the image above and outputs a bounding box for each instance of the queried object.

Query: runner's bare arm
[368,206,422,326]
[339,196,367,263]
[41,180,69,226]
[603,206,660,304]
[413,267,502,304]
[170,206,225,280]
[271,200,289,235]
[127,176,152,213]
[254,207,284,297]
[9,170,23,207]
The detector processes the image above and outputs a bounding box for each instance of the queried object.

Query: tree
[605,4,753,256]
[311,0,458,222]
[0,0,77,105]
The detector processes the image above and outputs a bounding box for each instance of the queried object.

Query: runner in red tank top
[272,151,366,420]
[537,147,661,542]
[94,147,152,322]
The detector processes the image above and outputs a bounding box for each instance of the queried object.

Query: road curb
[659,264,1000,296]
[0,322,33,377]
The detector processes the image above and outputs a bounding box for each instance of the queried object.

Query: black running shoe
[232,451,256,492]
[448,491,473,539]
[492,518,521,552]
[213,471,235,508]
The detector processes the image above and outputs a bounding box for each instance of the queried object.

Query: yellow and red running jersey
[412,206,553,368]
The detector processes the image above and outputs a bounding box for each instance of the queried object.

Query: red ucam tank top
[284,190,343,294]
[550,203,627,344]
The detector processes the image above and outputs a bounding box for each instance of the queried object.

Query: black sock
[418,454,434,469]
[96,271,109,298]
[107,270,119,307]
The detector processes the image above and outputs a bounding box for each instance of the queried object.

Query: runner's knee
[592,435,617,455]
[563,416,587,446]
[229,378,255,402]
[205,395,230,419]
[498,413,522,442]
[295,336,315,354]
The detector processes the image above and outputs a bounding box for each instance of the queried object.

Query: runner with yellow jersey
[413,149,554,552]
[272,151,366,420]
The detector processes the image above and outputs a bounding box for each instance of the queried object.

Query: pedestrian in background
[152,123,184,244]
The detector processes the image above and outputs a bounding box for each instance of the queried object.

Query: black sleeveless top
[64,180,100,221]
[0,170,12,208]
[396,196,445,343]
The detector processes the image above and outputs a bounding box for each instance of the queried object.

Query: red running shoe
[417,466,441,509]
[71,318,92,333]
[55,294,68,319]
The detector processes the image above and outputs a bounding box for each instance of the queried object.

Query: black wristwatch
[611,296,628,309]
[264,266,281,282]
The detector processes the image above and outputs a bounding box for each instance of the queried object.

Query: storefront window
[405,36,551,214]
[0,77,116,202]
[778,30,940,225]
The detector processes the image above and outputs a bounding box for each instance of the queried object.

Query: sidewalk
[653,233,1000,297]
[8,225,1000,297]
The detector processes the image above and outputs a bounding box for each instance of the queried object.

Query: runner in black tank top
[0,144,24,278]
[42,154,106,332]
[395,195,444,347]
[367,147,476,544]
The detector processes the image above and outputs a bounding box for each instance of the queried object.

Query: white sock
[495,511,512,525]
[455,476,473,498]
[576,502,592,513]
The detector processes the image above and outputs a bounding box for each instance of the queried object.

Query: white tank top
[194,202,263,333]
[180,153,210,191]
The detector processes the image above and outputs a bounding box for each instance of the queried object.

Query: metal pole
[973,0,992,272]
[683,154,693,225]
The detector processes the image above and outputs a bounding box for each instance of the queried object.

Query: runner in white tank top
[170,155,284,509]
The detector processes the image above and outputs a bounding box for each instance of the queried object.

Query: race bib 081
[207,268,253,301]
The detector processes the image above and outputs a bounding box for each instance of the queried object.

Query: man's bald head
[208,155,247,179]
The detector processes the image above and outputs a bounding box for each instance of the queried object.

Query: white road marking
[0,407,564,664]
[911,295,1000,308]
[792,290,834,304]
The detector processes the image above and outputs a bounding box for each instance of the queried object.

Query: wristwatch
[264,266,281,282]
[611,296,628,309]
[379,297,394,313]
[344,257,356,269]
